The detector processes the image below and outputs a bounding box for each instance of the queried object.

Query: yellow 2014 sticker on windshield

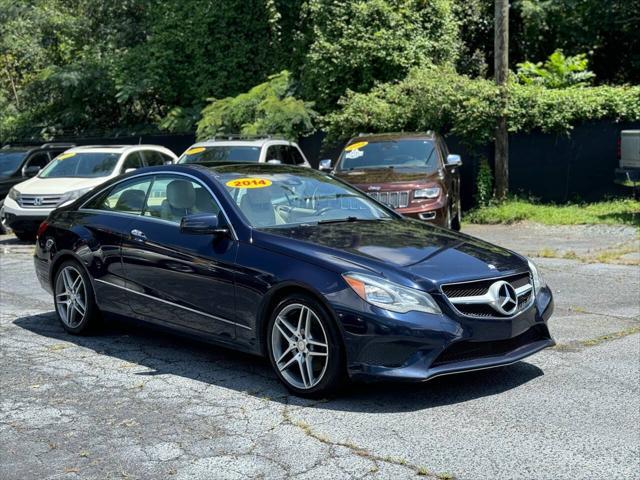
[344,141,368,151]
[57,152,76,160]
[185,147,206,155]
[226,178,272,189]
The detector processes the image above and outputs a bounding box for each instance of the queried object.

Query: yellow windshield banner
[185,147,206,155]
[57,152,76,160]
[344,141,368,151]
[226,178,272,189]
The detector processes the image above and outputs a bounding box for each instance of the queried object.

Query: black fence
[5,119,638,207]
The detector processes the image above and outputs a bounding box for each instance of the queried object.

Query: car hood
[254,219,527,288]
[13,176,110,195]
[333,167,440,188]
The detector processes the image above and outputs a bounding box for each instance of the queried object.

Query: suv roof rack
[73,144,131,149]
[40,142,76,148]
[357,131,434,137]
[205,133,287,141]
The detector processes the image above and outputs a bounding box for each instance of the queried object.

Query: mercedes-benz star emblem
[488,280,518,315]
[34,197,43,206]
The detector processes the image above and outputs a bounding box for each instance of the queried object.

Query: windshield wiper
[317,217,387,225]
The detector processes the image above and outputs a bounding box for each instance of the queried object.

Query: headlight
[58,187,93,206]
[413,187,440,199]
[8,187,20,201]
[527,258,545,294]
[343,272,441,314]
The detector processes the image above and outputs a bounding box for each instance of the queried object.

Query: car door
[119,173,239,341]
[77,176,155,316]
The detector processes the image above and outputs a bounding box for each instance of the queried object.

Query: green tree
[516,49,595,88]
[296,0,460,113]
[196,71,316,141]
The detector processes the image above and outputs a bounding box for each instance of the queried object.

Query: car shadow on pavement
[13,312,545,412]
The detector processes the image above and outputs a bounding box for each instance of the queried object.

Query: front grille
[441,272,534,318]
[367,191,410,209]
[431,325,551,367]
[18,194,62,208]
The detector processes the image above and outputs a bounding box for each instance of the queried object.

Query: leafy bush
[516,50,595,88]
[297,0,459,113]
[474,157,493,207]
[196,71,317,141]
[466,198,640,226]
[325,65,640,146]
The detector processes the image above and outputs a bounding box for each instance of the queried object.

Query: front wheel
[54,260,100,334]
[267,294,344,397]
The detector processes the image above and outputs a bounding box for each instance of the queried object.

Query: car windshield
[0,152,27,177]
[38,152,119,178]
[337,139,438,172]
[217,166,395,228]
[178,146,261,164]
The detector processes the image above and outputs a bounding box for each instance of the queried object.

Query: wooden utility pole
[494,0,509,199]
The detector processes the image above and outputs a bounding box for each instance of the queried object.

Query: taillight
[37,220,48,238]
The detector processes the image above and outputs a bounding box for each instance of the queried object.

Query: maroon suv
[322,132,462,229]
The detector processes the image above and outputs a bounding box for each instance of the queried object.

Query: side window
[162,153,175,164]
[265,145,285,163]
[121,151,144,172]
[25,152,50,169]
[290,147,306,165]
[84,177,152,214]
[143,175,220,223]
[280,146,296,165]
[143,150,165,167]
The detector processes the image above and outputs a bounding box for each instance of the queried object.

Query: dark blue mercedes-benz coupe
[34,163,554,396]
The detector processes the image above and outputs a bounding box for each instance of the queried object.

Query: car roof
[347,132,437,143]
[0,142,75,153]
[65,144,170,154]
[190,138,293,148]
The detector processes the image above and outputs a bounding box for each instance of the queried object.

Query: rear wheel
[13,229,35,241]
[267,294,343,397]
[451,200,462,231]
[53,260,100,334]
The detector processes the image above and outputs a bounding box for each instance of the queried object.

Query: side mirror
[446,154,462,167]
[319,159,332,171]
[180,213,229,236]
[266,159,282,165]
[22,165,41,178]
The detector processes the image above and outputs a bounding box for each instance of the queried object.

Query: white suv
[177,136,311,167]
[2,144,177,240]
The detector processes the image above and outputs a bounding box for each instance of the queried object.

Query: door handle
[130,229,147,242]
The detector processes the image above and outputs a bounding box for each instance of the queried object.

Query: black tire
[451,200,462,231]
[53,260,101,334]
[13,229,35,241]
[266,293,344,397]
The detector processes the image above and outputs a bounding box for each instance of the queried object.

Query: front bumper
[397,199,448,226]
[1,197,51,233]
[338,286,555,382]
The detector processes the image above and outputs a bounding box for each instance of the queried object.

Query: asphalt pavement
[1,223,638,479]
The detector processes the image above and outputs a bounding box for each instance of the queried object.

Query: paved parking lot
[1,224,638,479]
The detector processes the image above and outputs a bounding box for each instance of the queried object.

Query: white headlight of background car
[57,187,93,207]
[343,272,441,314]
[413,187,440,199]
[8,187,20,201]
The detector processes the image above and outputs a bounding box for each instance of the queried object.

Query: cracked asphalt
[1,224,639,480]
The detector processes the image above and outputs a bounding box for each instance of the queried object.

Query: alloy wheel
[270,303,329,390]
[55,266,87,328]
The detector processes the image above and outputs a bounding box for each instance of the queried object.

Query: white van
[1,144,177,240]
